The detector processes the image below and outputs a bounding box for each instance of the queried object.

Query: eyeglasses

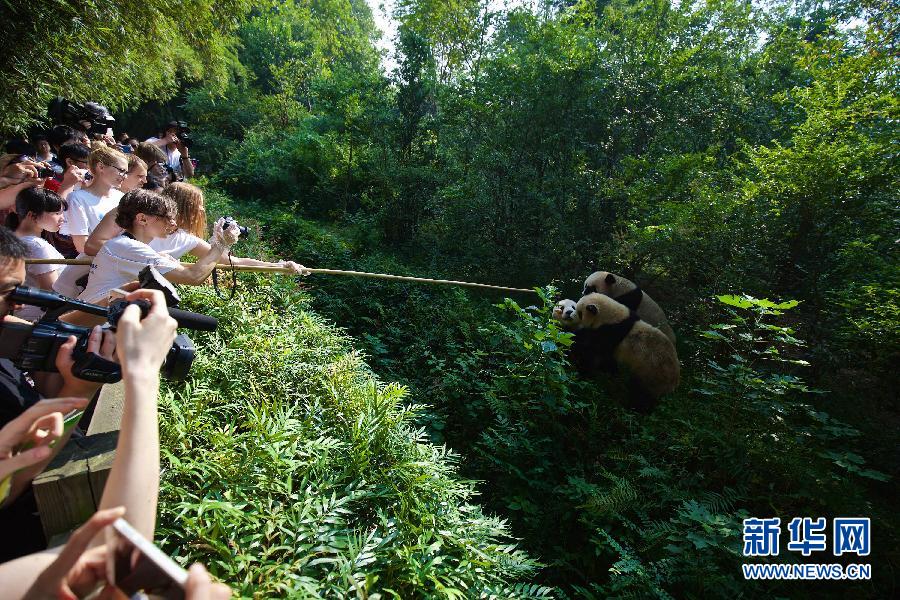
[100,161,128,177]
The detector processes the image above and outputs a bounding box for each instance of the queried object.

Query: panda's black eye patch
[587,305,598,315]
[584,285,595,295]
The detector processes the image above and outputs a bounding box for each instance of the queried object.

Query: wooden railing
[32,382,124,544]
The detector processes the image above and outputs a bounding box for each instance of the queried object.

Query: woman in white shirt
[83,182,308,273]
[64,145,128,253]
[78,188,243,305]
[6,187,67,321]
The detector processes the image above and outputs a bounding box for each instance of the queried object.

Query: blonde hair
[88,145,127,171]
[127,154,147,172]
[161,182,207,238]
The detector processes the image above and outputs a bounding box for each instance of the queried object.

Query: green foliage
[205,150,896,593]
[0,0,258,131]
[155,223,550,598]
[41,0,891,592]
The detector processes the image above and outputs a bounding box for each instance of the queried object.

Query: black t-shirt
[0,359,46,559]
[0,358,41,429]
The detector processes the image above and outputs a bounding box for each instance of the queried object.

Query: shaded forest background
[4,0,898,597]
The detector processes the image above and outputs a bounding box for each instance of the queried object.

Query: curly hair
[115,189,176,230]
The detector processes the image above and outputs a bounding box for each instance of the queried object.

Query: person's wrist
[210,238,231,253]
[122,365,161,385]
[59,378,101,398]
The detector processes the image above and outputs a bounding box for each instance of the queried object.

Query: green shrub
[152,206,550,597]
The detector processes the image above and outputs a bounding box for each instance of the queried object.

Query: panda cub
[583,271,676,345]
[552,299,579,329]
[576,293,680,412]
[552,298,617,376]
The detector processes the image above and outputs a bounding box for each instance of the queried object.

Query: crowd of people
[0,117,309,597]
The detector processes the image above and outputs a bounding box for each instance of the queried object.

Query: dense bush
[155,271,550,598]
[203,188,894,597]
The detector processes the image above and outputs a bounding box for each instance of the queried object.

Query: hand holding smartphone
[105,518,188,599]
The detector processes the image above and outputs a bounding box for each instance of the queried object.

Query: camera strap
[211,251,238,301]
[72,352,122,383]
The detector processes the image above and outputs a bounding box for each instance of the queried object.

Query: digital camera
[175,121,193,149]
[221,216,249,239]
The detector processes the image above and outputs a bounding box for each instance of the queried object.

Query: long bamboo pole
[24,258,538,294]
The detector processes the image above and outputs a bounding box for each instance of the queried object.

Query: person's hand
[2,160,39,181]
[116,289,177,376]
[278,261,311,276]
[23,506,126,600]
[0,397,88,482]
[55,326,117,398]
[210,217,239,250]
[221,221,240,246]
[185,564,233,599]
[60,165,88,190]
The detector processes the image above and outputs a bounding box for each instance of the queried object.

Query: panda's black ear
[605,273,616,284]
[587,304,598,315]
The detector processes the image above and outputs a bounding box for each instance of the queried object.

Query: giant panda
[552,299,579,330]
[552,298,615,375]
[575,293,680,412]
[582,271,676,344]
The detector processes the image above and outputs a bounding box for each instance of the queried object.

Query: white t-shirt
[52,253,92,298]
[149,229,203,260]
[62,188,123,236]
[78,235,180,304]
[145,138,182,174]
[16,235,64,322]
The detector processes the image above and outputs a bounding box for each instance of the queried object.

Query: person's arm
[189,239,311,274]
[163,219,239,286]
[148,133,176,148]
[70,235,87,254]
[0,179,39,210]
[96,289,177,539]
[0,506,231,600]
[84,208,122,256]
[66,197,90,254]
[177,142,194,178]
[31,270,59,291]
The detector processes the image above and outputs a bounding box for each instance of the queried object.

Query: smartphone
[61,409,83,437]
[105,518,188,599]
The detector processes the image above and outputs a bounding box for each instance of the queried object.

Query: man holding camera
[146,121,194,180]
[0,227,117,558]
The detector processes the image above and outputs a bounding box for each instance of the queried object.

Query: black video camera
[48,97,115,135]
[0,286,217,383]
